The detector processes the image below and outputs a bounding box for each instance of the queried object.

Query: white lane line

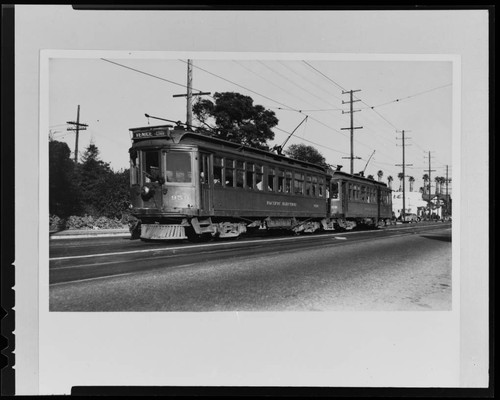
[50,263,197,286]
[49,223,448,262]
[50,272,135,286]
[50,247,240,270]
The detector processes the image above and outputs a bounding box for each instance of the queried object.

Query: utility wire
[361,83,452,110]
[233,61,321,110]
[184,59,353,141]
[274,126,350,157]
[180,59,298,112]
[278,60,340,100]
[302,60,346,92]
[101,58,206,93]
[257,61,337,109]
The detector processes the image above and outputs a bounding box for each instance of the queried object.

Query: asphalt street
[49,223,452,311]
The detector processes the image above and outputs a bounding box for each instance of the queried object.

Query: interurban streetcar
[128,124,393,241]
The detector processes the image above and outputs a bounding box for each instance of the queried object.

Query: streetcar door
[200,153,214,214]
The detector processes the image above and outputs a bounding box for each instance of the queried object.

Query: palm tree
[377,170,383,182]
[434,176,441,194]
[408,176,415,192]
[422,174,429,194]
[387,175,393,189]
[398,172,405,191]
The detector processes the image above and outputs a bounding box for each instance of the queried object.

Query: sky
[48,56,453,193]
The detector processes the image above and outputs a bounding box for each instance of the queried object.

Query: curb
[50,229,130,240]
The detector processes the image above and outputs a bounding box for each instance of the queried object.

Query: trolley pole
[341,89,363,174]
[66,105,88,164]
[173,59,210,130]
[396,130,412,221]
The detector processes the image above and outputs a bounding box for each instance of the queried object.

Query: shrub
[49,215,65,231]
[63,214,127,230]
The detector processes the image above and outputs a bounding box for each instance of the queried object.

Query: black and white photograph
[8,5,490,396]
[47,56,454,313]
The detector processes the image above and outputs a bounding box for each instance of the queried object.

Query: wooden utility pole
[424,151,436,218]
[173,60,211,129]
[445,165,449,216]
[66,105,88,163]
[341,89,363,174]
[396,130,412,221]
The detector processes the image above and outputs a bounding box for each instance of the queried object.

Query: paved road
[49,222,452,312]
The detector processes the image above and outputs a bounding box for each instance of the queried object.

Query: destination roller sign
[130,126,173,140]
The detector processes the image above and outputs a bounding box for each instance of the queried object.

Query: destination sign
[132,129,171,139]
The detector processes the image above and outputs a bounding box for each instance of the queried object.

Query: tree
[49,139,81,217]
[76,143,111,215]
[377,170,383,182]
[76,143,130,218]
[408,176,415,192]
[387,175,393,189]
[422,174,429,195]
[192,92,278,150]
[397,172,405,191]
[434,176,442,194]
[283,143,328,167]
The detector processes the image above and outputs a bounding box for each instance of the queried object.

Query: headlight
[140,185,155,201]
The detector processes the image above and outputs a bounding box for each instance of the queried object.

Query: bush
[49,215,65,231]
[63,215,127,230]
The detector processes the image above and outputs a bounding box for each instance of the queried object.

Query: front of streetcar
[128,125,200,240]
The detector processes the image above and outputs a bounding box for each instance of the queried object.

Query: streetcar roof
[130,124,328,173]
[332,170,390,188]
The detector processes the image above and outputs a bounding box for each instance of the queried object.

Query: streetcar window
[225,158,234,187]
[305,175,312,196]
[142,150,161,183]
[285,171,292,193]
[267,168,275,192]
[214,157,223,186]
[294,173,304,195]
[236,160,244,188]
[255,164,263,190]
[318,177,324,197]
[331,181,339,199]
[277,170,284,193]
[246,162,254,189]
[311,176,317,197]
[166,152,192,183]
[361,186,366,202]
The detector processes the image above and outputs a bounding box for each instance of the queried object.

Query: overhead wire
[360,83,452,110]
[257,61,338,110]
[101,58,206,94]
[277,60,341,100]
[302,60,453,174]
[102,57,449,180]
[184,60,356,144]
